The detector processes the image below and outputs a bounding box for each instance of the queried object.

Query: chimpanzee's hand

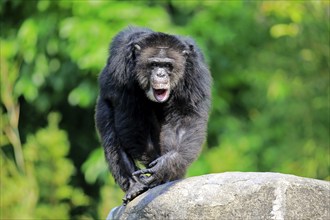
[122,180,149,205]
[132,156,166,186]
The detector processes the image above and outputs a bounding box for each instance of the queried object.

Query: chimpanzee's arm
[95,98,148,204]
[133,102,209,186]
[95,98,134,190]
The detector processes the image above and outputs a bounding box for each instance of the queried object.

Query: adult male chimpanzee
[95,26,211,204]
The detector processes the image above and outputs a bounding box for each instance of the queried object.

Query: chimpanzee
[95,26,211,204]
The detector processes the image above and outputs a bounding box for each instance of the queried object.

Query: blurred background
[1,1,329,219]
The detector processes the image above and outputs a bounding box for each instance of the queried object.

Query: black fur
[95,26,211,204]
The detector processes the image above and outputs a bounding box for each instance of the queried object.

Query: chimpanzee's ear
[134,44,141,51]
[182,44,194,57]
[182,50,189,56]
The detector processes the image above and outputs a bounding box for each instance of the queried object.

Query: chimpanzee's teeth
[153,84,169,89]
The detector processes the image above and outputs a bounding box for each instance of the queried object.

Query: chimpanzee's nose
[156,69,166,78]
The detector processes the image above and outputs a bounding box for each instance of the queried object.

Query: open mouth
[153,88,170,102]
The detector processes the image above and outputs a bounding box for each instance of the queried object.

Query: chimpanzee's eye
[165,63,173,70]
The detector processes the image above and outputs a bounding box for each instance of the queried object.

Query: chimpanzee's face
[135,46,186,103]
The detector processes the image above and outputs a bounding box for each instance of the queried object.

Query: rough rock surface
[107,172,330,220]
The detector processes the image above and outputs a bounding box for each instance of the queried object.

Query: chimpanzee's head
[134,33,189,103]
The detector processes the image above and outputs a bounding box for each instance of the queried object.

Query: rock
[107,172,330,220]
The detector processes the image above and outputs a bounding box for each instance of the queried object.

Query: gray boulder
[108,172,330,220]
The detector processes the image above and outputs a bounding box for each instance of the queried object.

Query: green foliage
[1,113,90,219]
[1,1,329,218]
[82,148,108,184]
[197,2,330,180]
